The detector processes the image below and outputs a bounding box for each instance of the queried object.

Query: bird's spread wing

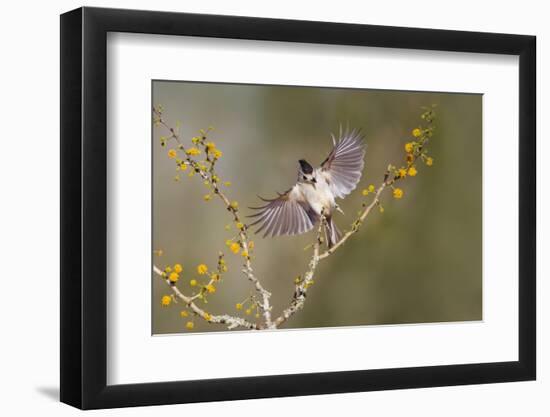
[320,127,366,199]
[248,186,318,238]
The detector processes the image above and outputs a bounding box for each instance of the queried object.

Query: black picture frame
[60,6,536,410]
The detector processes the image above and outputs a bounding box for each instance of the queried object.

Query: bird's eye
[303,176,307,180]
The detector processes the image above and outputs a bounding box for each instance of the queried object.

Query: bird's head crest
[298,159,313,175]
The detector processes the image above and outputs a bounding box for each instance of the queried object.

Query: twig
[319,180,388,260]
[153,108,273,327]
[273,216,325,328]
[153,265,259,330]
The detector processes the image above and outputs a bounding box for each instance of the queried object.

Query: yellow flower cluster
[197,264,208,275]
[393,188,404,199]
[186,147,201,156]
[161,295,171,306]
[168,149,177,159]
[205,141,223,159]
[361,184,376,196]
[230,242,240,254]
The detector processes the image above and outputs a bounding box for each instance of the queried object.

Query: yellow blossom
[192,137,200,144]
[203,194,212,201]
[204,313,212,321]
[197,264,208,275]
[398,168,407,178]
[169,272,179,283]
[180,310,189,318]
[408,166,418,176]
[211,273,220,281]
[186,147,201,156]
[393,188,404,199]
[213,149,223,159]
[362,189,369,196]
[412,128,422,138]
[189,279,197,287]
[180,163,188,171]
[225,239,233,246]
[205,284,216,294]
[224,181,231,187]
[236,222,244,229]
[241,250,249,258]
[230,201,239,209]
[205,142,216,153]
[368,184,375,193]
[379,206,385,213]
[405,142,414,153]
[426,157,434,166]
[235,303,243,310]
[245,309,252,315]
[185,321,194,330]
[168,149,177,158]
[248,241,255,250]
[174,263,183,273]
[230,242,240,254]
[165,266,172,273]
[161,295,171,306]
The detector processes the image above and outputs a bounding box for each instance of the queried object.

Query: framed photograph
[60,6,536,409]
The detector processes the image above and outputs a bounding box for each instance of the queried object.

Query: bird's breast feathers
[297,172,335,216]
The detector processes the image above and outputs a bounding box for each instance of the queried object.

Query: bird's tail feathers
[324,217,342,249]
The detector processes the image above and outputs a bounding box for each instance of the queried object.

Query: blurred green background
[152,80,482,334]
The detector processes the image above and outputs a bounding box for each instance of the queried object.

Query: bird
[248,127,366,248]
